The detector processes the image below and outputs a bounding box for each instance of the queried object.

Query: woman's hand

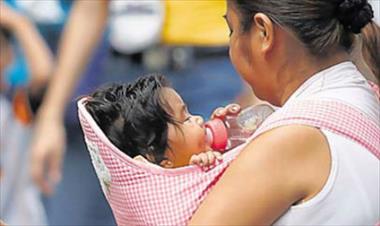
[210,103,241,120]
[30,114,66,196]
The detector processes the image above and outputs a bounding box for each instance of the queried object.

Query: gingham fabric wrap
[78,98,242,226]
[78,94,379,226]
[254,99,380,160]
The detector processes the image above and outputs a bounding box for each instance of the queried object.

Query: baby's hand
[190,151,223,168]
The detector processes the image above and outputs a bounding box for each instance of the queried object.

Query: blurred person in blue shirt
[0,2,53,225]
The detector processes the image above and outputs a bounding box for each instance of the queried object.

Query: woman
[0,2,52,225]
[190,0,379,225]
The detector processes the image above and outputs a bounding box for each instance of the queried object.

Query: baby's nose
[194,115,204,125]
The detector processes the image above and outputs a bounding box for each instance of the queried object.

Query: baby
[85,74,222,168]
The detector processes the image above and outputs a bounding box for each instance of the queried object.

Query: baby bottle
[205,104,274,152]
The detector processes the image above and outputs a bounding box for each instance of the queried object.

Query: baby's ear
[133,155,150,163]
[160,159,174,168]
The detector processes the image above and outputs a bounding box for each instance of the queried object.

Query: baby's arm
[190,151,223,167]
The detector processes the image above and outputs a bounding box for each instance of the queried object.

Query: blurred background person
[2,0,121,224]
[26,0,243,225]
[0,2,53,225]
[369,0,379,24]
[351,0,379,84]
[361,21,380,82]
[350,21,380,84]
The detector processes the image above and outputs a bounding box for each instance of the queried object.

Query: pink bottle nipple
[205,118,228,152]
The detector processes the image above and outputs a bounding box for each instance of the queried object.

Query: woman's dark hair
[362,22,380,79]
[233,0,374,55]
[85,74,177,164]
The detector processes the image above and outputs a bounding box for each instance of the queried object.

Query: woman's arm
[30,0,110,195]
[189,124,331,225]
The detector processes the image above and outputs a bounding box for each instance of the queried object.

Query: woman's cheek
[229,40,239,71]
[230,39,250,78]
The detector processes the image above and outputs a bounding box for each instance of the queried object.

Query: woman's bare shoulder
[246,124,331,197]
[250,124,330,166]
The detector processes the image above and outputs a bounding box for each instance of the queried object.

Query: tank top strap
[251,99,380,160]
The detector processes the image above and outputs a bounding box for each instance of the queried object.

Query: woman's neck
[274,50,350,106]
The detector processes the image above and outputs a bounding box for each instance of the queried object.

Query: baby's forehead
[160,87,185,114]
[161,87,183,103]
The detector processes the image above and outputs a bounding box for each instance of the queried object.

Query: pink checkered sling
[77,84,379,226]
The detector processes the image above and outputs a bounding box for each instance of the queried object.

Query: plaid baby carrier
[78,86,379,225]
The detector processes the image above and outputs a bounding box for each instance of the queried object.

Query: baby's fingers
[190,151,223,168]
[206,151,216,165]
[213,151,223,161]
[208,151,223,165]
[190,153,210,166]
[193,153,211,166]
[199,153,209,166]
[190,155,201,165]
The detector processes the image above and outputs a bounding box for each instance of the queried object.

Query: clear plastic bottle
[205,104,274,152]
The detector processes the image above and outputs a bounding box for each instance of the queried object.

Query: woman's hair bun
[337,0,374,34]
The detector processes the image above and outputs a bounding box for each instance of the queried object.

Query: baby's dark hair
[85,74,177,164]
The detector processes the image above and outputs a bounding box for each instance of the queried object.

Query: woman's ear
[253,13,274,54]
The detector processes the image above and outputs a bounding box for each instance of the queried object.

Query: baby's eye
[184,116,191,122]
[180,114,192,124]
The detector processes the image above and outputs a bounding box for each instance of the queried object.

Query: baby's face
[161,88,209,167]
